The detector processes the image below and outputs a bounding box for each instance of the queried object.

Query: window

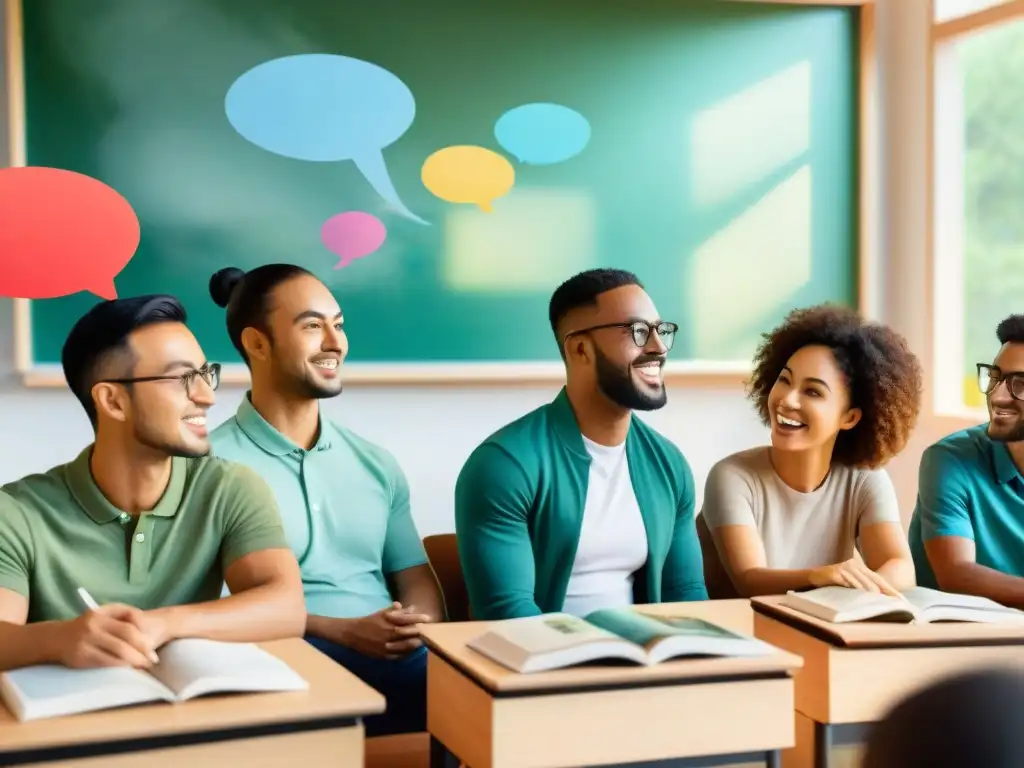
[935,0,1013,23]
[934,12,1024,413]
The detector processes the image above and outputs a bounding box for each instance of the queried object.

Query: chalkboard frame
[4,0,878,389]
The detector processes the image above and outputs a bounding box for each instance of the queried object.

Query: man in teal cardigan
[455,268,708,620]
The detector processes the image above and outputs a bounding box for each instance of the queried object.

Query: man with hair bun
[208,264,442,738]
[0,295,305,673]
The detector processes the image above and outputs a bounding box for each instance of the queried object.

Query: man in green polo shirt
[909,313,1024,605]
[0,295,304,673]
[207,264,443,737]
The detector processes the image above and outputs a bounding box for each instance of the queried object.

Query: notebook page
[147,639,302,697]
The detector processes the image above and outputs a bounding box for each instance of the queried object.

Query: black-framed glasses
[978,363,1024,400]
[102,363,222,396]
[565,321,678,350]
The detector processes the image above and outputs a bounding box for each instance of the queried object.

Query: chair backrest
[696,513,741,600]
[423,533,471,622]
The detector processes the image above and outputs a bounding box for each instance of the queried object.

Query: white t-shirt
[562,436,649,617]
[700,446,902,569]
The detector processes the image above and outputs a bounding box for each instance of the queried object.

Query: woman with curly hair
[699,304,923,598]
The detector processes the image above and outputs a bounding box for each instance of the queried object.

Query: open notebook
[781,586,1024,625]
[0,638,309,722]
[468,607,775,673]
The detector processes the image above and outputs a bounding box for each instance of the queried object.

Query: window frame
[931,0,1024,417]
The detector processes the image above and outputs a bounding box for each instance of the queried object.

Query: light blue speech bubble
[225,53,427,225]
[494,102,592,165]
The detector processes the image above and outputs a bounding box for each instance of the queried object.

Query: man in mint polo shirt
[207,264,443,737]
[455,268,708,620]
[0,295,304,673]
[910,313,1024,605]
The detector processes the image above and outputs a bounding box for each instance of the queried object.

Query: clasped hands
[334,601,433,660]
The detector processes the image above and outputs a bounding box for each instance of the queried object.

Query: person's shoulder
[208,414,247,451]
[922,423,990,470]
[183,454,270,498]
[629,415,691,468]
[325,419,403,477]
[1,461,74,514]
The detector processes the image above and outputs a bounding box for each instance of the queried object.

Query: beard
[987,419,1024,443]
[133,419,209,459]
[594,346,667,411]
[270,354,344,401]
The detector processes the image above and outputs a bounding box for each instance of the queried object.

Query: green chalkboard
[21,0,858,373]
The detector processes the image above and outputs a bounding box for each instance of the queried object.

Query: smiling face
[94,322,217,458]
[563,284,671,411]
[766,344,861,455]
[257,274,348,400]
[986,342,1024,442]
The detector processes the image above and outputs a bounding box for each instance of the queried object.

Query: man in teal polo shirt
[455,268,708,620]
[207,264,443,736]
[0,295,304,672]
[909,313,1024,605]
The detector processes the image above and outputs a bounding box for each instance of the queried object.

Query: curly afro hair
[747,304,923,468]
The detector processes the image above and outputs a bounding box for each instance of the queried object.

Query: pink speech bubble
[320,211,387,269]
[0,166,140,300]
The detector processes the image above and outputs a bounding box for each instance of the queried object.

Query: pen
[77,587,100,611]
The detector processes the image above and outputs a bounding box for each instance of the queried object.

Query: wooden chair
[422,533,471,622]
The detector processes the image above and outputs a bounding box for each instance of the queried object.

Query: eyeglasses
[102,363,222,396]
[978,363,1024,400]
[564,321,678,350]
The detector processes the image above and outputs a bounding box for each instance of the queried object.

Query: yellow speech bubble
[421,145,515,212]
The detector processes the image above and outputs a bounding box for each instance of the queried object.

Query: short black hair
[209,264,313,366]
[863,668,1024,768]
[996,314,1024,345]
[61,295,187,427]
[548,268,643,351]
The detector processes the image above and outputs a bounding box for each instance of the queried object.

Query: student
[455,268,707,621]
[207,265,442,737]
[909,314,1024,603]
[0,295,304,673]
[701,305,921,598]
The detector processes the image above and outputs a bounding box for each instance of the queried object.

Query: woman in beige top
[700,305,922,598]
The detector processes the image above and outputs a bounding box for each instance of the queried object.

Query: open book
[467,607,775,673]
[0,638,309,722]
[781,586,1024,625]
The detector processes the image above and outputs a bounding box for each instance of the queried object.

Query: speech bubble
[224,53,428,225]
[321,211,387,269]
[420,146,515,213]
[0,166,140,300]
[494,102,592,165]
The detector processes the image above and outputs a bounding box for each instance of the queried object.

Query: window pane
[936,0,1012,23]
[959,19,1024,408]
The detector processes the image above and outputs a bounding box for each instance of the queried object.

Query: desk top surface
[421,600,803,694]
[0,638,385,753]
[752,595,1024,648]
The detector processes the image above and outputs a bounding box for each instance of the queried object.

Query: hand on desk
[809,558,901,597]
[54,604,160,669]
[325,602,433,660]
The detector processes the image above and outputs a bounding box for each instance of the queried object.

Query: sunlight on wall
[689,61,811,209]
[935,0,1011,22]
[443,188,596,292]
[689,165,813,359]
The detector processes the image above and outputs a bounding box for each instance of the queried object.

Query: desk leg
[430,735,459,768]
[766,749,782,768]
[814,722,832,768]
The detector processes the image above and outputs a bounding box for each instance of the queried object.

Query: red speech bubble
[0,166,140,300]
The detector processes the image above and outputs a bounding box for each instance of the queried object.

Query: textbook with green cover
[467,608,774,673]
[0,638,309,722]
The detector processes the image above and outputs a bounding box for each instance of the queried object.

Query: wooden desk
[0,638,386,767]
[421,601,803,768]
[751,596,1024,768]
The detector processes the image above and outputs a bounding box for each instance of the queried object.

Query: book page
[586,609,745,652]
[0,665,172,721]
[903,587,1019,614]
[482,614,622,655]
[147,638,306,699]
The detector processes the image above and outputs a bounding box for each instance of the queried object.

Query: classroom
[1,0,1024,766]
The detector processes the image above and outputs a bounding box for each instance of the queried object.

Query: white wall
[0,297,769,534]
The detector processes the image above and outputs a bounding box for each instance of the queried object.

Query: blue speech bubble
[494,103,591,165]
[225,53,427,225]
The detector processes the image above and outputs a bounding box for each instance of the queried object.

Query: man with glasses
[455,268,708,620]
[909,313,1024,604]
[0,295,304,672]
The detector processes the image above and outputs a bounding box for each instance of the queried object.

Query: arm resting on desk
[454,444,542,620]
[861,522,916,591]
[0,588,58,671]
[924,537,1024,607]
